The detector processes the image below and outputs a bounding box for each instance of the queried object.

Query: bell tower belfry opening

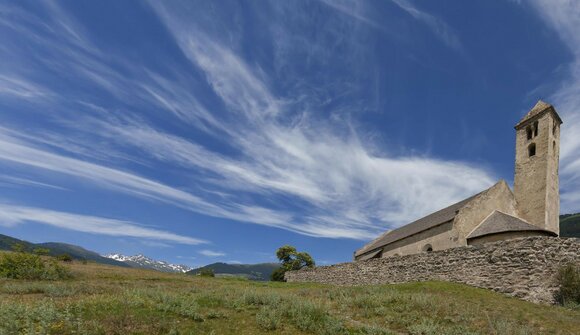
[513,101,562,235]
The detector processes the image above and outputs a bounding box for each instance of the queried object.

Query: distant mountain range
[104,253,192,273]
[187,262,279,281]
[1,212,577,277]
[0,234,128,267]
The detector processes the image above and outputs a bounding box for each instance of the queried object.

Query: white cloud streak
[319,0,389,32]
[391,0,462,51]
[144,3,496,233]
[0,128,299,233]
[198,250,225,257]
[0,175,67,191]
[0,1,498,241]
[0,203,207,245]
[0,74,51,100]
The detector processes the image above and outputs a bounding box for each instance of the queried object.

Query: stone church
[355,101,563,261]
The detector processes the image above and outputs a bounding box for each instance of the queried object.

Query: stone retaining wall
[285,237,580,303]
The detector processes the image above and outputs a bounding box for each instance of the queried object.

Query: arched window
[526,126,533,140]
[553,141,556,152]
[422,244,433,253]
[533,121,539,137]
[528,143,536,157]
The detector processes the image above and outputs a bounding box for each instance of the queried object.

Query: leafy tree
[271,245,315,282]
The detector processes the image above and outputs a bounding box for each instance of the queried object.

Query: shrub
[554,263,580,306]
[57,254,73,262]
[256,306,281,330]
[33,247,51,256]
[270,267,286,282]
[0,252,72,280]
[133,290,204,321]
[11,243,27,253]
[240,290,282,307]
[198,268,215,277]
[285,300,342,333]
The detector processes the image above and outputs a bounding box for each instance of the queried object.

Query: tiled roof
[467,210,556,239]
[354,186,490,258]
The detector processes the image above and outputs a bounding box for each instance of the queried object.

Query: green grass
[0,253,579,334]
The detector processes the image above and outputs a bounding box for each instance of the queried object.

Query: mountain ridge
[0,234,129,267]
[560,212,580,237]
[104,253,192,273]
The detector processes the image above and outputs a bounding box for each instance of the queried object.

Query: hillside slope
[560,213,580,237]
[187,262,279,281]
[0,257,578,334]
[0,234,128,267]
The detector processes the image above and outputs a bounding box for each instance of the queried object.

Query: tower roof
[515,100,562,129]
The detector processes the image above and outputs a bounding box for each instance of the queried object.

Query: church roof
[466,210,556,240]
[355,186,488,258]
[357,248,382,261]
[515,100,562,129]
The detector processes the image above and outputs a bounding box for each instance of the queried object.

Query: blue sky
[1,0,579,267]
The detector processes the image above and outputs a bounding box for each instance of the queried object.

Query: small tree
[271,245,314,282]
[554,263,580,307]
[199,268,215,277]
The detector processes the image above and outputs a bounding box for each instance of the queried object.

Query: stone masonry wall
[286,237,580,304]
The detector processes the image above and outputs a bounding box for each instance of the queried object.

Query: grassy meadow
[1,253,579,335]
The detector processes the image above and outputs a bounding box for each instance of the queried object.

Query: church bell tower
[513,101,562,235]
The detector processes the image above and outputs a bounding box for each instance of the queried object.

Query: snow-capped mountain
[104,253,192,273]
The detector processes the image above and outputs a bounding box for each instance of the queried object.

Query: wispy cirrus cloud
[391,0,462,51]
[0,175,67,191]
[0,203,206,245]
[147,2,496,232]
[198,250,226,257]
[318,0,390,33]
[0,74,51,100]
[0,128,299,233]
[0,1,497,242]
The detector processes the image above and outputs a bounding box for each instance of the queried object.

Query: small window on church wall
[553,141,556,152]
[528,143,536,157]
[422,244,433,253]
[553,124,557,136]
[526,126,533,140]
[533,121,539,137]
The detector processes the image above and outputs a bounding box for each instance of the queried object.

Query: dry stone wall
[286,237,580,304]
